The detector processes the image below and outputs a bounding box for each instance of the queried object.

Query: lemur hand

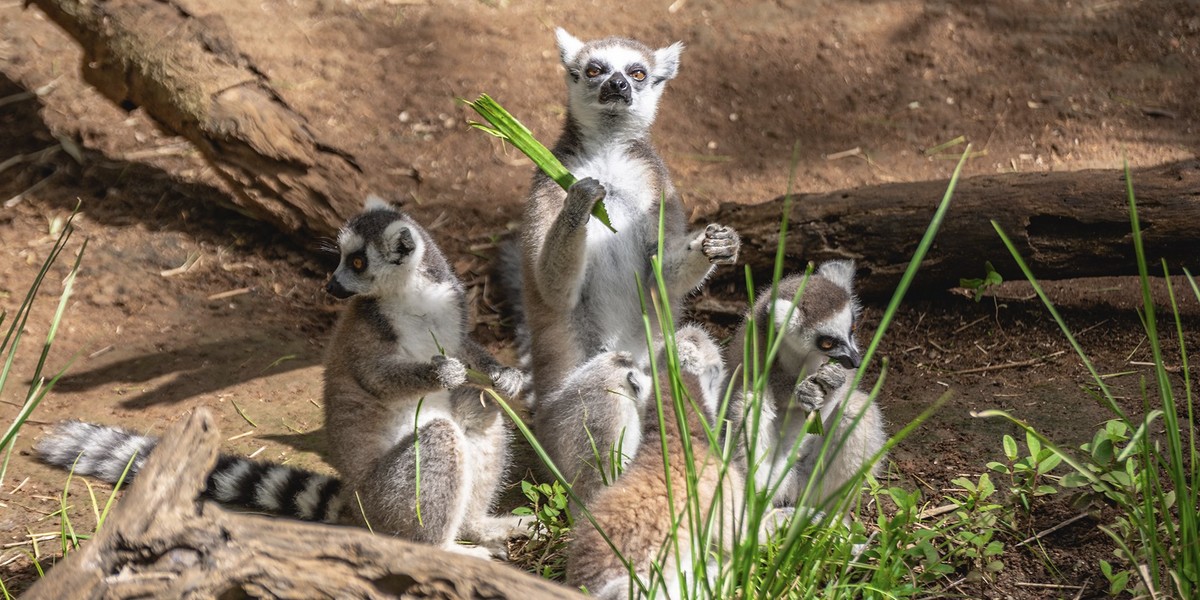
[564,177,607,229]
[691,223,740,265]
[432,355,467,389]
[793,362,847,414]
[489,366,527,398]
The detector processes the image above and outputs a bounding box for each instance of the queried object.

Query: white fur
[375,279,462,360]
[555,27,585,64]
[363,194,393,212]
[211,460,254,503]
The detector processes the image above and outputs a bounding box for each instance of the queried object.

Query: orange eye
[351,257,365,271]
[630,69,646,82]
[585,66,601,78]
[818,337,836,351]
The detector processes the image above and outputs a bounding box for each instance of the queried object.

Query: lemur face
[771,261,864,375]
[326,196,422,299]
[555,28,683,130]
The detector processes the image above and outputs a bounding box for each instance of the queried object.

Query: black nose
[600,73,632,104]
[834,348,862,370]
[325,279,355,299]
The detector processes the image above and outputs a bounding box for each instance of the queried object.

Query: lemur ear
[383,222,418,262]
[817,260,857,293]
[363,194,394,212]
[652,41,684,82]
[555,28,584,65]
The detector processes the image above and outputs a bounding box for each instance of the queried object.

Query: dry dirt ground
[1,0,1198,597]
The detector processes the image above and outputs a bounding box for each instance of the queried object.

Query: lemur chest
[570,150,661,221]
[378,280,462,360]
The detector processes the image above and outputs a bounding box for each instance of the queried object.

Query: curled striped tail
[36,420,344,524]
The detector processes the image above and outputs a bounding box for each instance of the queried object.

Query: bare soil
[1,1,1198,597]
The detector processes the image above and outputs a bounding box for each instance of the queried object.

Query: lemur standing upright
[566,325,743,600]
[519,29,740,487]
[38,198,528,559]
[727,260,886,513]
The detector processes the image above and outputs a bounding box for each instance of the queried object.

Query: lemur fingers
[432,355,468,389]
[792,363,848,413]
[701,223,740,265]
[564,177,607,229]
[488,366,527,398]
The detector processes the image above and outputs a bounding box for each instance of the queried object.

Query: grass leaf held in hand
[463,94,616,233]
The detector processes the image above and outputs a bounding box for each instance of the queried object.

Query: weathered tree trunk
[28,0,364,238]
[22,408,581,599]
[711,160,1200,298]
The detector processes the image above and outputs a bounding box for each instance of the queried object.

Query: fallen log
[22,408,580,599]
[28,0,365,238]
[710,160,1200,298]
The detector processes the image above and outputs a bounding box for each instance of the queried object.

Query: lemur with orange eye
[513,30,742,496]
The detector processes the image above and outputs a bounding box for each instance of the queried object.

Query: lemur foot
[691,223,740,265]
[432,355,467,389]
[793,362,847,413]
[565,177,607,229]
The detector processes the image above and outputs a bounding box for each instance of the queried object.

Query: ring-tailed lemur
[727,260,886,513]
[519,28,741,406]
[566,324,745,600]
[37,197,529,559]
[321,196,527,557]
[532,350,651,505]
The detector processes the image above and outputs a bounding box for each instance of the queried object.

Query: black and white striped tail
[36,420,344,523]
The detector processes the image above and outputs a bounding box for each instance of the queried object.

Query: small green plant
[944,474,1006,579]
[511,479,572,579]
[959,260,1003,302]
[865,473,1005,594]
[987,431,1062,514]
[1059,419,1141,507]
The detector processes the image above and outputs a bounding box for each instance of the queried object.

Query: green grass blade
[462,94,615,233]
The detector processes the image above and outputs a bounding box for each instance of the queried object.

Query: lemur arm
[659,223,741,300]
[460,338,527,398]
[354,354,464,399]
[531,178,605,311]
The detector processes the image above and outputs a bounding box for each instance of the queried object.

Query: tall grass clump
[1,210,85,485]
[982,163,1197,599]
[0,209,87,591]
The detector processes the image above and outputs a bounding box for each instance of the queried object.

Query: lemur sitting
[726,260,887,514]
[566,324,744,600]
[38,197,528,559]
[517,29,740,494]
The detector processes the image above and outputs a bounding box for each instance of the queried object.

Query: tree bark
[710,160,1200,298]
[22,408,581,600]
[28,0,364,238]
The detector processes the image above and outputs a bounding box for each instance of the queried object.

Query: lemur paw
[432,356,467,389]
[489,366,527,398]
[693,223,740,265]
[565,177,606,228]
[793,363,847,413]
